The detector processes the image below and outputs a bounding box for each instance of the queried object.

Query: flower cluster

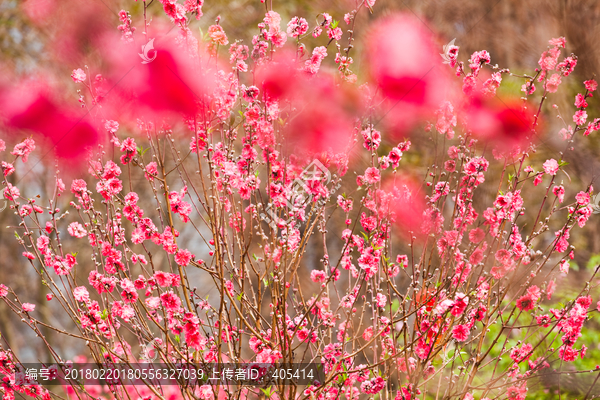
[0,2,599,400]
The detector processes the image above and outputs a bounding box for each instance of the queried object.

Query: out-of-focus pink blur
[0,81,100,161]
[367,14,456,136]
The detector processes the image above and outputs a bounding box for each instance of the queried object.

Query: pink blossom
[584,79,598,92]
[361,376,385,394]
[71,68,87,83]
[145,162,158,181]
[22,303,35,312]
[396,254,408,267]
[545,74,561,93]
[327,27,342,41]
[73,286,90,303]
[304,46,327,74]
[452,324,469,341]
[516,294,535,311]
[11,138,36,162]
[521,81,536,95]
[0,284,7,297]
[543,159,559,175]
[557,56,577,76]
[120,278,138,303]
[435,101,457,138]
[105,120,119,134]
[553,185,565,203]
[539,48,560,71]
[160,291,182,311]
[576,191,590,206]
[575,93,588,109]
[221,280,233,297]
[310,270,327,283]
[68,222,87,238]
[286,17,308,38]
[208,25,228,45]
[362,326,374,341]
[447,146,459,159]
[573,110,588,125]
[549,37,566,48]
[469,50,491,74]
[337,195,353,212]
[444,160,456,172]
[376,293,387,307]
[154,271,173,287]
[364,167,381,184]
[145,297,160,309]
[175,249,193,266]
[559,260,570,274]
[451,293,468,316]
[2,162,14,177]
[197,385,213,399]
[468,228,485,243]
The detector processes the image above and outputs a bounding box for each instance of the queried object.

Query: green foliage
[587,254,600,270]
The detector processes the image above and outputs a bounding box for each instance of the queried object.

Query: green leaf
[391,298,400,313]
[137,146,149,157]
[263,278,269,288]
[570,260,580,271]
[174,335,180,343]
[586,254,600,270]
[331,20,339,29]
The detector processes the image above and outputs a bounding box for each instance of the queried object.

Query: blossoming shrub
[1,1,600,399]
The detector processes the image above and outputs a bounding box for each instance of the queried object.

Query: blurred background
[1,0,600,397]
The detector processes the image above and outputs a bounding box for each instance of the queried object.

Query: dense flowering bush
[1,0,600,399]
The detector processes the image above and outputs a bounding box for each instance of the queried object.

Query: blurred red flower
[1,82,100,159]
